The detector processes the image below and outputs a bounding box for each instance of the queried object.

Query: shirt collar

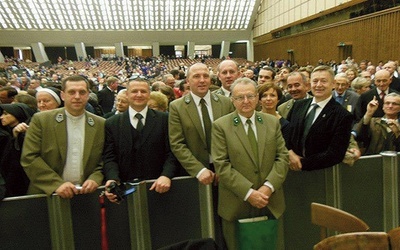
[238,112,256,126]
[129,106,148,120]
[311,95,332,110]
[191,91,212,106]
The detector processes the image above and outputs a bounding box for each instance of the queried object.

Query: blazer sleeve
[168,101,206,177]
[159,112,180,179]
[102,117,121,182]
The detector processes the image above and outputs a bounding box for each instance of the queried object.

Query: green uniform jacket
[212,111,289,221]
[21,108,105,195]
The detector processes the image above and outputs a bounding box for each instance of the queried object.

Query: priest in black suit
[102,79,179,202]
[287,65,353,171]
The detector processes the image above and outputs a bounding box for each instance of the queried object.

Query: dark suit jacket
[287,98,353,171]
[389,76,400,92]
[97,87,115,113]
[354,87,398,122]
[103,108,179,182]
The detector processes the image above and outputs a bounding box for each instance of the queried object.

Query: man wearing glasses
[212,77,288,249]
[354,92,400,154]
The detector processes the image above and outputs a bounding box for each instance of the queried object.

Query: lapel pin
[233,117,240,126]
[256,115,263,124]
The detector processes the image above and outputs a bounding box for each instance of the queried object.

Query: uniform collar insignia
[184,95,191,104]
[56,113,64,123]
[233,116,240,126]
[212,93,219,102]
[256,115,263,124]
[87,117,95,126]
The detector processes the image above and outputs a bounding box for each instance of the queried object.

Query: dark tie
[246,119,259,165]
[336,95,343,105]
[302,104,319,147]
[200,99,212,153]
[135,113,144,132]
[380,92,385,101]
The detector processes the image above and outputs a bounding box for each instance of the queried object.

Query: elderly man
[213,59,242,97]
[332,73,359,115]
[212,77,288,249]
[355,69,398,122]
[278,72,312,119]
[21,75,105,198]
[354,93,400,154]
[383,61,400,91]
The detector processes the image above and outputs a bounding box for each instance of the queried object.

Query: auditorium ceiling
[0,0,261,46]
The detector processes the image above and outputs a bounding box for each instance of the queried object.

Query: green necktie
[246,119,259,165]
[200,98,212,153]
[302,103,319,148]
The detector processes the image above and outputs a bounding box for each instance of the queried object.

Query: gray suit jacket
[21,108,105,195]
[332,90,359,115]
[212,111,289,221]
[169,92,234,177]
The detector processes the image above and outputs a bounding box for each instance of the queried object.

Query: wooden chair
[388,226,400,250]
[313,232,390,250]
[311,202,370,240]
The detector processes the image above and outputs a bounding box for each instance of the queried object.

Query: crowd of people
[0,55,400,249]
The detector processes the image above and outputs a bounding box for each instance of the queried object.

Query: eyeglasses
[232,94,257,102]
[384,101,400,106]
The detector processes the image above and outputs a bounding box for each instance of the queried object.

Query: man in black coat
[102,79,179,202]
[97,77,119,113]
[287,65,353,171]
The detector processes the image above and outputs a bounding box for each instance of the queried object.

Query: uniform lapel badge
[233,117,240,126]
[56,113,64,123]
[184,95,191,104]
[87,117,95,126]
[212,93,219,102]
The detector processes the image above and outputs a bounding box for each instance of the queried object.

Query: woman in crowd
[351,77,371,95]
[148,91,169,112]
[36,87,63,111]
[0,103,37,197]
[346,67,358,83]
[257,83,290,143]
[103,89,129,118]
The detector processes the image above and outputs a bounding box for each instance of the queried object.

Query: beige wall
[253,0,352,37]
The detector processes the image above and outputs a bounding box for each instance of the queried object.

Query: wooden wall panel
[254,7,400,66]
